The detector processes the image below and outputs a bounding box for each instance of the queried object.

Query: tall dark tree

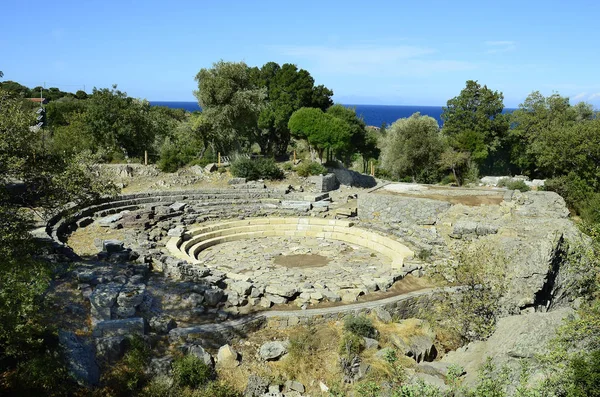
[441,80,509,174]
[250,62,333,155]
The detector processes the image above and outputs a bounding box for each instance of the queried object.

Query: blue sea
[150,101,510,127]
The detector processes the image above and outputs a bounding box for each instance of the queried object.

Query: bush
[281,162,293,171]
[544,173,592,211]
[295,161,327,177]
[581,193,600,225]
[230,158,283,181]
[339,332,364,358]
[497,178,530,192]
[172,355,214,389]
[101,336,152,396]
[343,316,377,339]
[440,174,457,186]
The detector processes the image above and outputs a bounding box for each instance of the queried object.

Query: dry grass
[67,224,125,256]
[216,322,346,395]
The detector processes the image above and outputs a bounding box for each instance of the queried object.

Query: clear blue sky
[1,0,599,107]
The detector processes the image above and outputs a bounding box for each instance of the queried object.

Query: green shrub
[544,173,593,211]
[339,332,364,358]
[101,336,152,396]
[440,174,457,186]
[172,354,214,389]
[568,349,600,397]
[497,178,530,192]
[295,161,327,177]
[230,158,283,180]
[581,193,600,225]
[343,315,377,339]
[281,162,293,171]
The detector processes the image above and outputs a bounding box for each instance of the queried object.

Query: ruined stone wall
[358,193,451,225]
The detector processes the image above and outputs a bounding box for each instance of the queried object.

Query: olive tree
[379,113,443,183]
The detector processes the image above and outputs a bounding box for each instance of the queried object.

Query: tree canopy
[194,60,266,153]
[441,80,509,172]
[288,107,351,162]
[379,113,443,183]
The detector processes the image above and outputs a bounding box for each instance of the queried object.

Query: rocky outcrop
[59,330,100,386]
[441,307,572,389]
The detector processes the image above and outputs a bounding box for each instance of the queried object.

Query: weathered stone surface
[92,317,145,338]
[363,337,379,350]
[58,330,100,386]
[170,202,187,212]
[217,344,240,367]
[441,308,572,389]
[285,380,305,393]
[204,288,224,306]
[372,307,392,323]
[149,315,177,334]
[185,344,214,367]
[244,374,269,397]
[259,341,288,361]
[230,281,253,296]
[167,226,185,237]
[265,285,297,298]
[329,167,376,188]
[102,239,124,253]
[228,177,247,185]
[359,193,451,225]
[389,319,437,363]
[95,336,126,364]
[89,283,122,321]
[115,284,145,318]
[308,173,339,192]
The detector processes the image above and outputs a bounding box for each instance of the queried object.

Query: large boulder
[259,341,288,361]
[58,330,100,386]
[217,344,240,368]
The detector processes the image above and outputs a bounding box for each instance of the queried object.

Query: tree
[509,91,595,176]
[379,113,443,183]
[441,80,509,173]
[288,107,350,162]
[0,89,115,393]
[75,90,88,100]
[250,62,334,155]
[438,147,470,185]
[326,104,368,166]
[84,85,155,160]
[194,60,266,154]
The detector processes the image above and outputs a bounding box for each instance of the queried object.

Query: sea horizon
[150,101,516,127]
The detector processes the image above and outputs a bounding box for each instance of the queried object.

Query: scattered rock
[204,163,218,173]
[186,344,214,367]
[217,344,240,367]
[102,239,124,253]
[284,380,305,393]
[259,341,288,361]
[244,374,269,397]
[373,307,392,323]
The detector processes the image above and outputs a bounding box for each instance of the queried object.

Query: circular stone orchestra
[193,235,391,291]
[165,217,416,304]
